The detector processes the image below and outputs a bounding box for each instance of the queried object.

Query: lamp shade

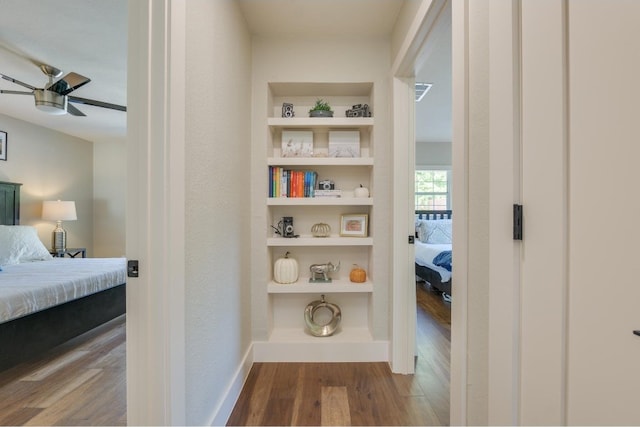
[42,200,77,221]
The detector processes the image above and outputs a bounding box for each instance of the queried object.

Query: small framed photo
[282,130,313,157]
[340,214,368,237]
[0,131,6,161]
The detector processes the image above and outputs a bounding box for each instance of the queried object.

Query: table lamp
[42,200,77,251]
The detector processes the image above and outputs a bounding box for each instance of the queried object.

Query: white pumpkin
[274,251,299,284]
[354,184,370,198]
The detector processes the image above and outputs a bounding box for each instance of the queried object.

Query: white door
[519,1,640,424]
[565,1,640,424]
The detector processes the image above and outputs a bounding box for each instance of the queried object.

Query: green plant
[309,98,332,112]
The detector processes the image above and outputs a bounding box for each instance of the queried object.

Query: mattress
[0,257,126,324]
[415,241,452,282]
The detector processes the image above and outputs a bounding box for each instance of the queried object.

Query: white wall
[391,0,424,61]
[416,141,451,166]
[0,114,94,253]
[250,36,392,342]
[184,1,252,425]
[93,138,126,257]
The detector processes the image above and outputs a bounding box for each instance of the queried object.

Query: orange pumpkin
[349,264,367,283]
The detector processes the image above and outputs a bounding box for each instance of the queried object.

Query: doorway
[391,0,464,424]
[412,1,453,424]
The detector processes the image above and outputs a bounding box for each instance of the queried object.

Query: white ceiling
[0,0,127,142]
[0,0,450,144]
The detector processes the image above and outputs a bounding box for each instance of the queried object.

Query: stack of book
[314,190,342,198]
[269,166,318,198]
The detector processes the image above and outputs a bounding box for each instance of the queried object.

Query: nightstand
[50,248,86,258]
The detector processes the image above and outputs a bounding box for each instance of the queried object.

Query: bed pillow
[417,219,452,244]
[0,225,53,266]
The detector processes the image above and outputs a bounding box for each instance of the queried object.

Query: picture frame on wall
[340,214,368,237]
[0,131,6,161]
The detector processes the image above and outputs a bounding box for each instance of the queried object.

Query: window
[415,169,451,210]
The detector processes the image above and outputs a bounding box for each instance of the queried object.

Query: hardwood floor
[0,283,449,426]
[227,282,451,426]
[0,315,126,426]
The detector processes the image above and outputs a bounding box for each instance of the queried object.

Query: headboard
[0,181,22,225]
[415,209,452,220]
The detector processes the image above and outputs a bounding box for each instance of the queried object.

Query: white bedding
[415,241,452,283]
[0,258,126,324]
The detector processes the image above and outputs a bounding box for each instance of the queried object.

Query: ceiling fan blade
[68,95,126,112]
[0,89,32,95]
[0,73,36,90]
[66,103,86,117]
[47,72,91,95]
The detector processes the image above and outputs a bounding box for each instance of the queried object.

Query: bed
[415,210,452,298]
[0,181,126,371]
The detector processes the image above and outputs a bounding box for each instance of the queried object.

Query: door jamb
[390,0,468,425]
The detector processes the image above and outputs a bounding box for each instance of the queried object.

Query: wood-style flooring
[0,283,450,426]
[227,282,451,426]
[0,315,126,426]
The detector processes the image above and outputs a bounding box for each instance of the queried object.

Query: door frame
[390,0,468,424]
[126,0,187,424]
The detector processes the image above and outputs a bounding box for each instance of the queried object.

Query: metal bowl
[304,295,341,337]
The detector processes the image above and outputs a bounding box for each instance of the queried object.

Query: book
[268,167,318,198]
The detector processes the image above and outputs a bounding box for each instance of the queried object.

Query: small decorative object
[271,216,298,238]
[349,264,367,283]
[329,130,360,157]
[281,130,313,157]
[274,251,299,284]
[340,214,368,237]
[282,102,294,118]
[354,184,370,198]
[311,222,331,237]
[0,130,6,161]
[309,261,340,283]
[346,103,372,117]
[309,98,333,117]
[318,179,335,190]
[42,200,77,251]
[304,294,341,337]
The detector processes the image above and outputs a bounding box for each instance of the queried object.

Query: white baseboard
[209,344,254,426]
[253,340,389,362]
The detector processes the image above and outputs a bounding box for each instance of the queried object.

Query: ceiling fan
[0,64,126,116]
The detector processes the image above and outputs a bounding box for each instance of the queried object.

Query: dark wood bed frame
[415,209,452,296]
[0,181,126,371]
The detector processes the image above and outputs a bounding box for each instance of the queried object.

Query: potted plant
[309,98,334,118]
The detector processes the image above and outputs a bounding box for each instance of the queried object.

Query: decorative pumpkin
[311,222,331,237]
[349,264,367,283]
[354,184,370,198]
[274,252,299,284]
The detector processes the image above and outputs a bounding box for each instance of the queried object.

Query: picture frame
[0,131,6,161]
[329,130,360,158]
[340,214,368,237]
[281,130,313,158]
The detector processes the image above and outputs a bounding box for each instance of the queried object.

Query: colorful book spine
[268,167,319,198]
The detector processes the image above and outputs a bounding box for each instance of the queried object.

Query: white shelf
[267,197,373,206]
[259,82,380,363]
[268,117,373,129]
[253,328,389,362]
[267,157,373,166]
[268,279,373,294]
[268,327,373,342]
[267,236,373,246]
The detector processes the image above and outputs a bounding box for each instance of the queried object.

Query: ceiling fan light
[34,89,67,115]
